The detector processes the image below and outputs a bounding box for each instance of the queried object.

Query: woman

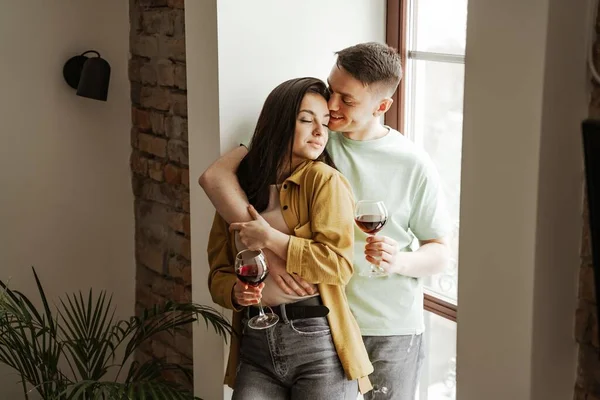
[207,77,373,399]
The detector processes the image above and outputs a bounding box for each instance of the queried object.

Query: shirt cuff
[224,279,244,312]
[286,235,305,277]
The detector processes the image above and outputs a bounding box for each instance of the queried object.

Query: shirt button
[283,205,288,210]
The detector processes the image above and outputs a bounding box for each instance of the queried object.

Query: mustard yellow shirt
[207,160,373,393]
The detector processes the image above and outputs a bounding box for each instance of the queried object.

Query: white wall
[185,2,223,399]
[186,1,385,398]
[216,0,386,150]
[0,2,134,398]
[457,0,588,398]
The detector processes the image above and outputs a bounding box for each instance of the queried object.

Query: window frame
[386,0,458,323]
[385,0,408,132]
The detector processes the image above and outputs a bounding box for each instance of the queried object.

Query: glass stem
[256,301,266,318]
[372,264,385,273]
[371,233,385,273]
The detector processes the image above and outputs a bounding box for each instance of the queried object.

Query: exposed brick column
[575,192,599,399]
[128,0,192,388]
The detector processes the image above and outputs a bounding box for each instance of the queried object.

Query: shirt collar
[284,160,313,185]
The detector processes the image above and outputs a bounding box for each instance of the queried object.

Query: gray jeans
[232,309,358,400]
[362,334,425,400]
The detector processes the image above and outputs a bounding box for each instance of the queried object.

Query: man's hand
[366,236,450,277]
[364,235,405,274]
[263,250,317,297]
[233,280,264,306]
[229,205,274,251]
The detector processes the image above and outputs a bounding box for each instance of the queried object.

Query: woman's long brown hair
[237,77,335,213]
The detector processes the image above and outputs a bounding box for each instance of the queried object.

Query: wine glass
[234,249,279,329]
[354,200,389,278]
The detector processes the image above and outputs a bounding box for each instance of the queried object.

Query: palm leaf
[0,279,69,398]
[58,291,118,382]
[119,301,231,366]
[0,268,230,400]
[64,378,202,400]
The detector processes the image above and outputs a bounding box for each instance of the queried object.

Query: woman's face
[291,93,330,167]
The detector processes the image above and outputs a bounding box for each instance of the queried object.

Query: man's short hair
[335,42,402,97]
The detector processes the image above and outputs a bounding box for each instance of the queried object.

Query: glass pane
[409,59,464,304]
[417,311,457,400]
[412,0,468,55]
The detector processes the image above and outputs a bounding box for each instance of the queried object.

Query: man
[199,42,451,400]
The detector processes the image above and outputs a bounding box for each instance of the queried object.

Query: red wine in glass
[236,264,268,287]
[354,200,389,278]
[355,214,388,234]
[234,249,279,329]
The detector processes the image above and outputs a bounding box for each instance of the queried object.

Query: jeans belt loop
[279,302,290,324]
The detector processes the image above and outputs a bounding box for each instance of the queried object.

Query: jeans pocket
[289,317,331,336]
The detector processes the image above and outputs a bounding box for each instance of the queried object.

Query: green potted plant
[0,267,231,399]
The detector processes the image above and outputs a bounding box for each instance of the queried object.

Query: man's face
[326,64,383,134]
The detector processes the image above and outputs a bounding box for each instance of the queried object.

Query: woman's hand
[233,280,265,306]
[229,205,274,251]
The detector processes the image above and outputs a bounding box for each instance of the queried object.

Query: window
[387,0,467,399]
[419,311,457,400]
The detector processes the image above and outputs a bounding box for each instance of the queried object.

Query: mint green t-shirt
[326,128,451,336]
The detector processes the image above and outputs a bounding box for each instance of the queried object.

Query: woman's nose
[313,123,325,135]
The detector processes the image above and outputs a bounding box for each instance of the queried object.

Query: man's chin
[328,118,348,131]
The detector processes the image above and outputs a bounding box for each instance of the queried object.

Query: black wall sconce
[63,50,111,101]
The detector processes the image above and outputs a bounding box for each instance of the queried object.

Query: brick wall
[128,0,192,388]
[575,192,597,399]
[575,13,600,399]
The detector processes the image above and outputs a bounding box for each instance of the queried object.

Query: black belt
[248,296,329,320]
